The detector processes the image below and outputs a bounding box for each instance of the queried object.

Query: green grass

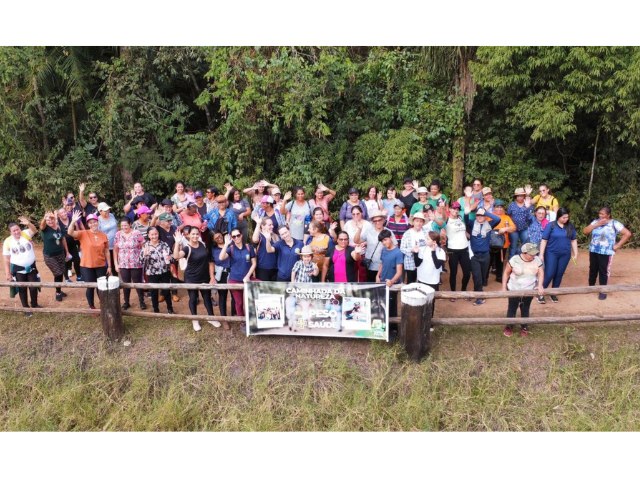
[2,313,640,431]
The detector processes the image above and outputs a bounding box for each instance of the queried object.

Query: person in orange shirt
[488,200,516,284]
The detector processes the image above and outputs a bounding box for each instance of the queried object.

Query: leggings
[447,247,471,291]
[543,251,571,288]
[65,236,81,277]
[13,264,39,308]
[589,251,612,286]
[488,247,508,282]
[217,271,230,316]
[255,267,278,281]
[119,267,145,305]
[148,272,174,312]
[80,266,107,307]
[506,295,533,329]
[470,252,490,292]
[187,287,214,316]
[228,278,245,316]
[405,269,417,284]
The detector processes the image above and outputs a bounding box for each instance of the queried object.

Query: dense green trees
[0,46,638,241]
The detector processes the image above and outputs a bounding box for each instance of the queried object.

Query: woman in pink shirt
[322,231,364,282]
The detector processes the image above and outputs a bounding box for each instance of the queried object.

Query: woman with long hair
[252,216,278,281]
[309,182,336,228]
[39,211,70,302]
[218,227,257,317]
[97,202,118,271]
[322,231,364,282]
[285,186,312,242]
[444,201,471,299]
[583,206,633,300]
[538,207,578,304]
[305,219,334,281]
[228,188,251,243]
[171,181,189,216]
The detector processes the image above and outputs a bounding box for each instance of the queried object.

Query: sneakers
[139,302,147,310]
[208,320,221,328]
[76,276,84,282]
[537,295,546,304]
[68,269,74,278]
[60,291,68,297]
[167,308,174,314]
[55,292,63,302]
[24,312,33,318]
[550,295,559,303]
[121,302,131,311]
[473,299,485,306]
[598,293,607,300]
[192,320,202,332]
[503,326,513,337]
[520,327,529,337]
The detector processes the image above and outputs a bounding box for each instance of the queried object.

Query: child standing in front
[291,245,319,282]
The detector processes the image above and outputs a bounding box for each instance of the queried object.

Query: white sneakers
[208,320,221,328]
[192,320,202,332]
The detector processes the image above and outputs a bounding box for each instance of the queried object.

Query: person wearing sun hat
[501,242,544,337]
[506,186,534,258]
[291,245,319,282]
[400,211,430,283]
[356,209,396,282]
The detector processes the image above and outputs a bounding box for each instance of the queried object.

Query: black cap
[160,198,173,206]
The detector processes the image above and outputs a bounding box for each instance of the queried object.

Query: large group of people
[3,176,634,336]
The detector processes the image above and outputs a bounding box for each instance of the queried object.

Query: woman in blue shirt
[538,207,578,304]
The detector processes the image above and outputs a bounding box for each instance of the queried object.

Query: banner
[245,281,389,340]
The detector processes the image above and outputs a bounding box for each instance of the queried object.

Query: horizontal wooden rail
[0,306,99,316]
[122,310,243,322]
[432,314,640,326]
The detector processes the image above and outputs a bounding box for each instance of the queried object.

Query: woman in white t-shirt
[3,217,40,314]
[501,242,544,337]
[444,200,471,298]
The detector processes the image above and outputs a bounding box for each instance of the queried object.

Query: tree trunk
[32,76,49,153]
[584,127,600,211]
[71,100,77,145]
[451,131,466,197]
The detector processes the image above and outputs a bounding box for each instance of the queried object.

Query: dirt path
[1,245,638,320]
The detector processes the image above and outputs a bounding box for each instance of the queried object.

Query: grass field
[2,312,640,431]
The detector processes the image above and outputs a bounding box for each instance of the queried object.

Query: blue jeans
[509,229,530,258]
[543,251,571,288]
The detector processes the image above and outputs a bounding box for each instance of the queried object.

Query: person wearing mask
[3,216,41,315]
[173,228,219,331]
[140,226,174,315]
[583,206,633,300]
[67,211,111,309]
[502,242,544,337]
[465,207,501,305]
[114,217,147,311]
[39,211,71,302]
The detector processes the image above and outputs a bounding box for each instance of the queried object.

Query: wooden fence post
[98,276,124,341]
[400,283,435,362]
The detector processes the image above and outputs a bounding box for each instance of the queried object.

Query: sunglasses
[231,233,241,239]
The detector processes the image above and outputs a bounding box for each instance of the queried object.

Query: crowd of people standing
[3,176,633,335]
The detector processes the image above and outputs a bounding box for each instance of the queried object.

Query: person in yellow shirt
[488,200,516,283]
[531,184,559,221]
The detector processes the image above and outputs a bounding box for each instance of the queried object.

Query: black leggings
[255,267,278,281]
[119,267,145,305]
[589,252,612,286]
[447,247,471,291]
[506,295,533,329]
[217,271,230,316]
[148,272,173,312]
[186,276,213,316]
[14,265,39,308]
[65,237,81,278]
[80,266,107,307]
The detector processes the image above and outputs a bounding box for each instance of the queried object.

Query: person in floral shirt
[114,217,146,311]
[140,227,174,314]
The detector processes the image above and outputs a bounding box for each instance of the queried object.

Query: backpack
[212,215,229,235]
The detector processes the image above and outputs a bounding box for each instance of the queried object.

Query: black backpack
[212,215,229,235]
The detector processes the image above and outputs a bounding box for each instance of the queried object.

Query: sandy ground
[1,245,638,321]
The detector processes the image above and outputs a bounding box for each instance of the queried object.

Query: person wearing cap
[124,182,157,216]
[502,242,544,337]
[39,211,72,302]
[152,199,182,229]
[538,207,578,304]
[270,186,286,213]
[465,206,501,305]
[409,186,431,216]
[67,210,111,309]
[356,209,396,282]
[309,182,336,227]
[114,217,147,311]
[251,194,286,233]
[97,202,117,270]
[487,199,516,284]
[506,187,534,258]
[398,177,419,213]
[78,183,99,217]
[386,200,409,243]
[291,245,319,283]
[400,211,430,284]
[193,190,208,218]
[444,200,471,297]
[227,188,251,243]
[204,186,220,214]
[339,188,369,230]
[132,204,152,241]
[3,216,41,315]
[284,186,312,242]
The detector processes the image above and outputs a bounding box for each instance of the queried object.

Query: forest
[1,46,639,240]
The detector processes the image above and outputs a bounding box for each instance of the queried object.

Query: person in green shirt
[39,211,71,302]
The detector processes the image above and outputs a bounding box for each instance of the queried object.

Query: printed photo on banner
[245,282,388,340]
